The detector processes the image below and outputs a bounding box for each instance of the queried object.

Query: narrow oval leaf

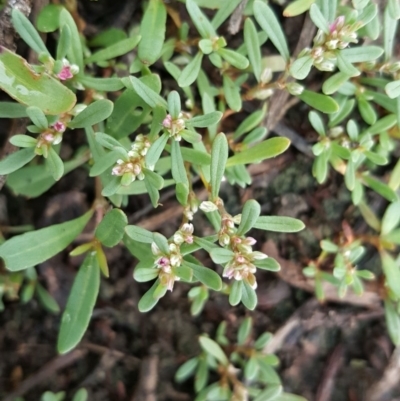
[199,336,229,365]
[381,251,400,297]
[125,225,154,243]
[187,111,222,128]
[254,216,305,232]
[95,209,128,247]
[79,76,124,92]
[128,76,168,109]
[0,102,28,118]
[253,1,290,61]
[290,55,313,80]
[309,4,329,33]
[168,91,181,119]
[86,36,141,63]
[244,18,262,81]
[138,0,167,65]
[134,267,159,282]
[241,281,257,310]
[284,0,315,16]
[340,46,384,63]
[57,252,100,353]
[385,80,400,99]
[210,248,234,264]
[69,100,114,129]
[146,133,168,168]
[138,279,162,312]
[254,257,281,272]
[210,133,228,200]
[237,200,261,235]
[298,90,339,113]
[0,46,76,114]
[226,138,290,167]
[322,72,350,95]
[12,9,49,55]
[46,147,64,181]
[218,48,249,70]
[229,280,242,306]
[0,211,93,271]
[186,0,217,39]
[184,261,222,291]
[385,300,400,346]
[26,106,48,130]
[381,201,400,235]
[0,148,35,175]
[9,134,37,148]
[178,52,203,88]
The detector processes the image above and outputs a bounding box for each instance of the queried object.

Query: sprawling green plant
[0,0,399,398]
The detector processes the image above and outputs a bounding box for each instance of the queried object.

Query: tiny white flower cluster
[35,121,66,154]
[301,16,359,72]
[162,113,186,141]
[152,223,194,291]
[111,134,151,185]
[222,236,267,289]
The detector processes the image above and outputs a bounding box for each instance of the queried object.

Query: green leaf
[59,9,84,71]
[237,200,261,236]
[0,210,92,271]
[234,108,266,140]
[138,279,162,312]
[364,150,387,166]
[138,0,166,65]
[241,281,257,310]
[127,76,168,109]
[175,358,199,382]
[79,76,124,92]
[254,385,283,401]
[316,0,336,22]
[36,283,60,314]
[362,175,398,202]
[0,47,76,114]
[199,336,229,365]
[244,18,262,81]
[384,300,400,346]
[171,140,188,184]
[237,316,253,345]
[11,9,49,55]
[178,52,203,87]
[125,225,154,244]
[385,81,400,99]
[222,74,242,112]
[322,72,350,95]
[95,209,128,247]
[283,0,315,16]
[26,106,48,130]
[210,133,228,200]
[345,159,355,191]
[309,4,329,33]
[253,1,290,61]
[381,201,400,235]
[254,257,281,272]
[336,51,360,77]
[254,216,305,232]
[211,0,242,29]
[86,36,141,63]
[46,147,64,181]
[229,280,242,306]
[57,252,100,353]
[36,4,63,32]
[146,133,168,168]
[183,261,222,291]
[0,102,28,118]
[187,111,222,128]
[57,24,71,60]
[69,100,114,129]
[218,48,249,70]
[340,46,384,63]
[309,111,326,136]
[210,248,234,264]
[290,55,313,80]
[357,96,377,125]
[359,202,381,231]
[298,90,339,113]
[381,251,400,298]
[134,267,159,282]
[186,0,217,39]
[388,0,400,19]
[226,138,290,167]
[384,8,397,61]
[72,389,88,401]
[167,91,181,119]
[9,134,36,148]
[0,148,35,175]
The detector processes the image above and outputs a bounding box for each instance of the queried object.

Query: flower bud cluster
[35,121,66,155]
[111,134,151,185]
[223,235,267,290]
[151,224,194,291]
[218,213,267,289]
[301,16,359,72]
[57,58,79,81]
[162,113,186,141]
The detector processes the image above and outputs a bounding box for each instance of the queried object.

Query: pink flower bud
[57,65,73,81]
[53,121,66,132]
